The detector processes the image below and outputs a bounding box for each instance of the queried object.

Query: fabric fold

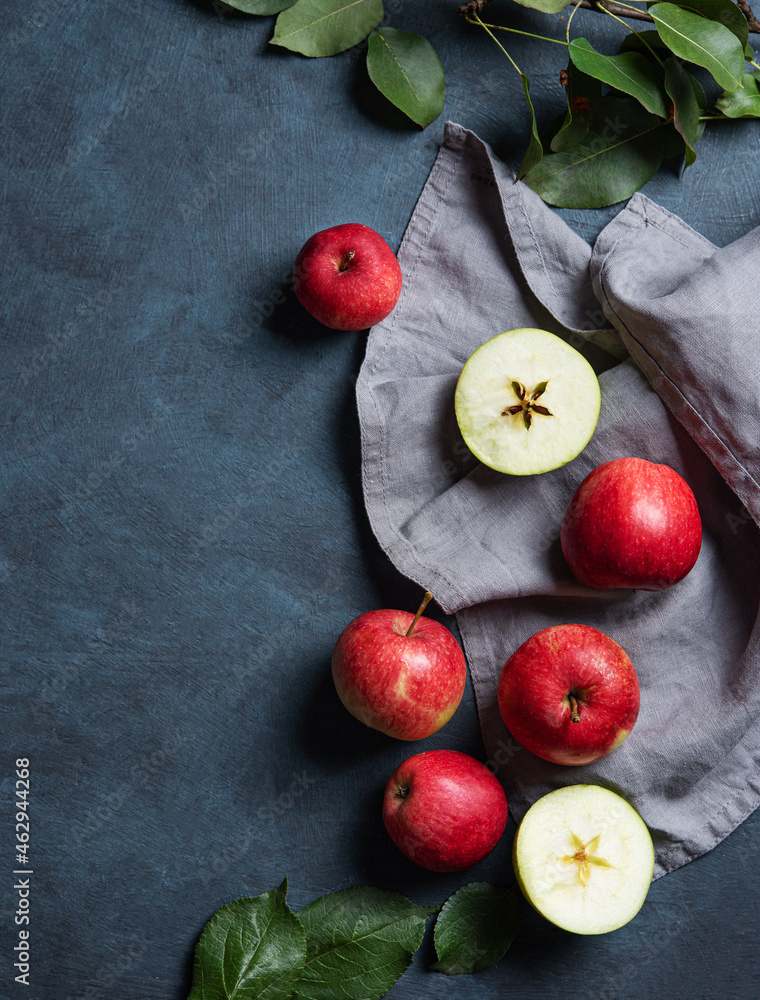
[357,121,760,877]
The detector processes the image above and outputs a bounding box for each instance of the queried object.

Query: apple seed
[501,379,554,430]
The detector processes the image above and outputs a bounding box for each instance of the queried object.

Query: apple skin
[332,609,466,741]
[293,223,403,330]
[498,624,640,766]
[561,456,702,590]
[382,750,508,872]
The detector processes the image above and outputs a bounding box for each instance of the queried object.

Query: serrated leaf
[569,37,668,117]
[524,96,666,208]
[187,880,306,1000]
[271,0,383,57]
[222,0,298,13]
[717,71,760,116]
[511,0,574,11]
[664,56,701,166]
[366,27,444,128]
[293,886,437,1000]
[516,73,543,179]
[656,0,748,48]
[552,64,603,151]
[432,883,520,976]
[649,3,744,90]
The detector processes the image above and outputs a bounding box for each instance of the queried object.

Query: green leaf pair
[187,880,521,999]
[225,0,445,128]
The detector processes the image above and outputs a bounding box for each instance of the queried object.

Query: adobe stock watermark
[484,736,523,775]
[68,931,148,1000]
[590,894,693,1000]
[70,727,191,845]
[27,594,141,718]
[53,64,168,183]
[58,399,177,517]
[725,502,756,535]
[199,770,318,886]
[19,266,136,385]
[189,448,304,552]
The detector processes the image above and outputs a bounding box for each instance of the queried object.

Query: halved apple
[513,784,654,935]
[455,328,600,475]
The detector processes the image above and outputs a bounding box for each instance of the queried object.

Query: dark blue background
[2,1,759,997]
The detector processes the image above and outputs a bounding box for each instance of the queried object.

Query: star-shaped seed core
[502,380,554,430]
[561,833,614,887]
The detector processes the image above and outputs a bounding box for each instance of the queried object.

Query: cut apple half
[455,328,601,475]
[513,784,654,935]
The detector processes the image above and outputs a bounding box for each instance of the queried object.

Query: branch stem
[578,0,760,32]
[465,16,568,45]
[594,1,665,65]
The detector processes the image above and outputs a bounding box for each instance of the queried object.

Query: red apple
[382,749,508,872]
[561,456,702,590]
[293,223,402,330]
[498,624,640,766]
[331,594,466,740]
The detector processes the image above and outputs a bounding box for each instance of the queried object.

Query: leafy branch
[213,0,760,207]
[461,0,760,32]
[460,0,760,206]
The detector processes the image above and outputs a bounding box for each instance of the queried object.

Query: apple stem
[568,694,581,723]
[338,250,356,272]
[405,591,433,637]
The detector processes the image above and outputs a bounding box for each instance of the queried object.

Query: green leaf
[524,97,666,208]
[619,29,671,58]
[655,0,748,48]
[664,56,701,165]
[432,883,520,976]
[187,880,306,1000]
[551,65,602,152]
[293,886,437,1000]
[222,0,298,13]
[511,0,574,11]
[516,73,543,180]
[746,42,755,60]
[716,71,760,116]
[648,3,744,90]
[569,37,667,117]
[271,0,383,57]
[366,28,445,128]
[661,124,686,157]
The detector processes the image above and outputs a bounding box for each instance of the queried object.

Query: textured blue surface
[1,1,759,997]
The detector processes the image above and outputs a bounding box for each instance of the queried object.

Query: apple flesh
[513,784,654,934]
[561,456,702,590]
[331,597,466,741]
[382,749,508,872]
[454,328,601,476]
[498,624,639,766]
[293,223,402,330]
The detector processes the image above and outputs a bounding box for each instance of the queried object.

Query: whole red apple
[331,594,466,740]
[382,749,508,872]
[498,624,640,766]
[561,456,702,590]
[293,223,402,330]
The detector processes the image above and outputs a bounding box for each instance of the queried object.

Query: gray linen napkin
[356,122,760,878]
